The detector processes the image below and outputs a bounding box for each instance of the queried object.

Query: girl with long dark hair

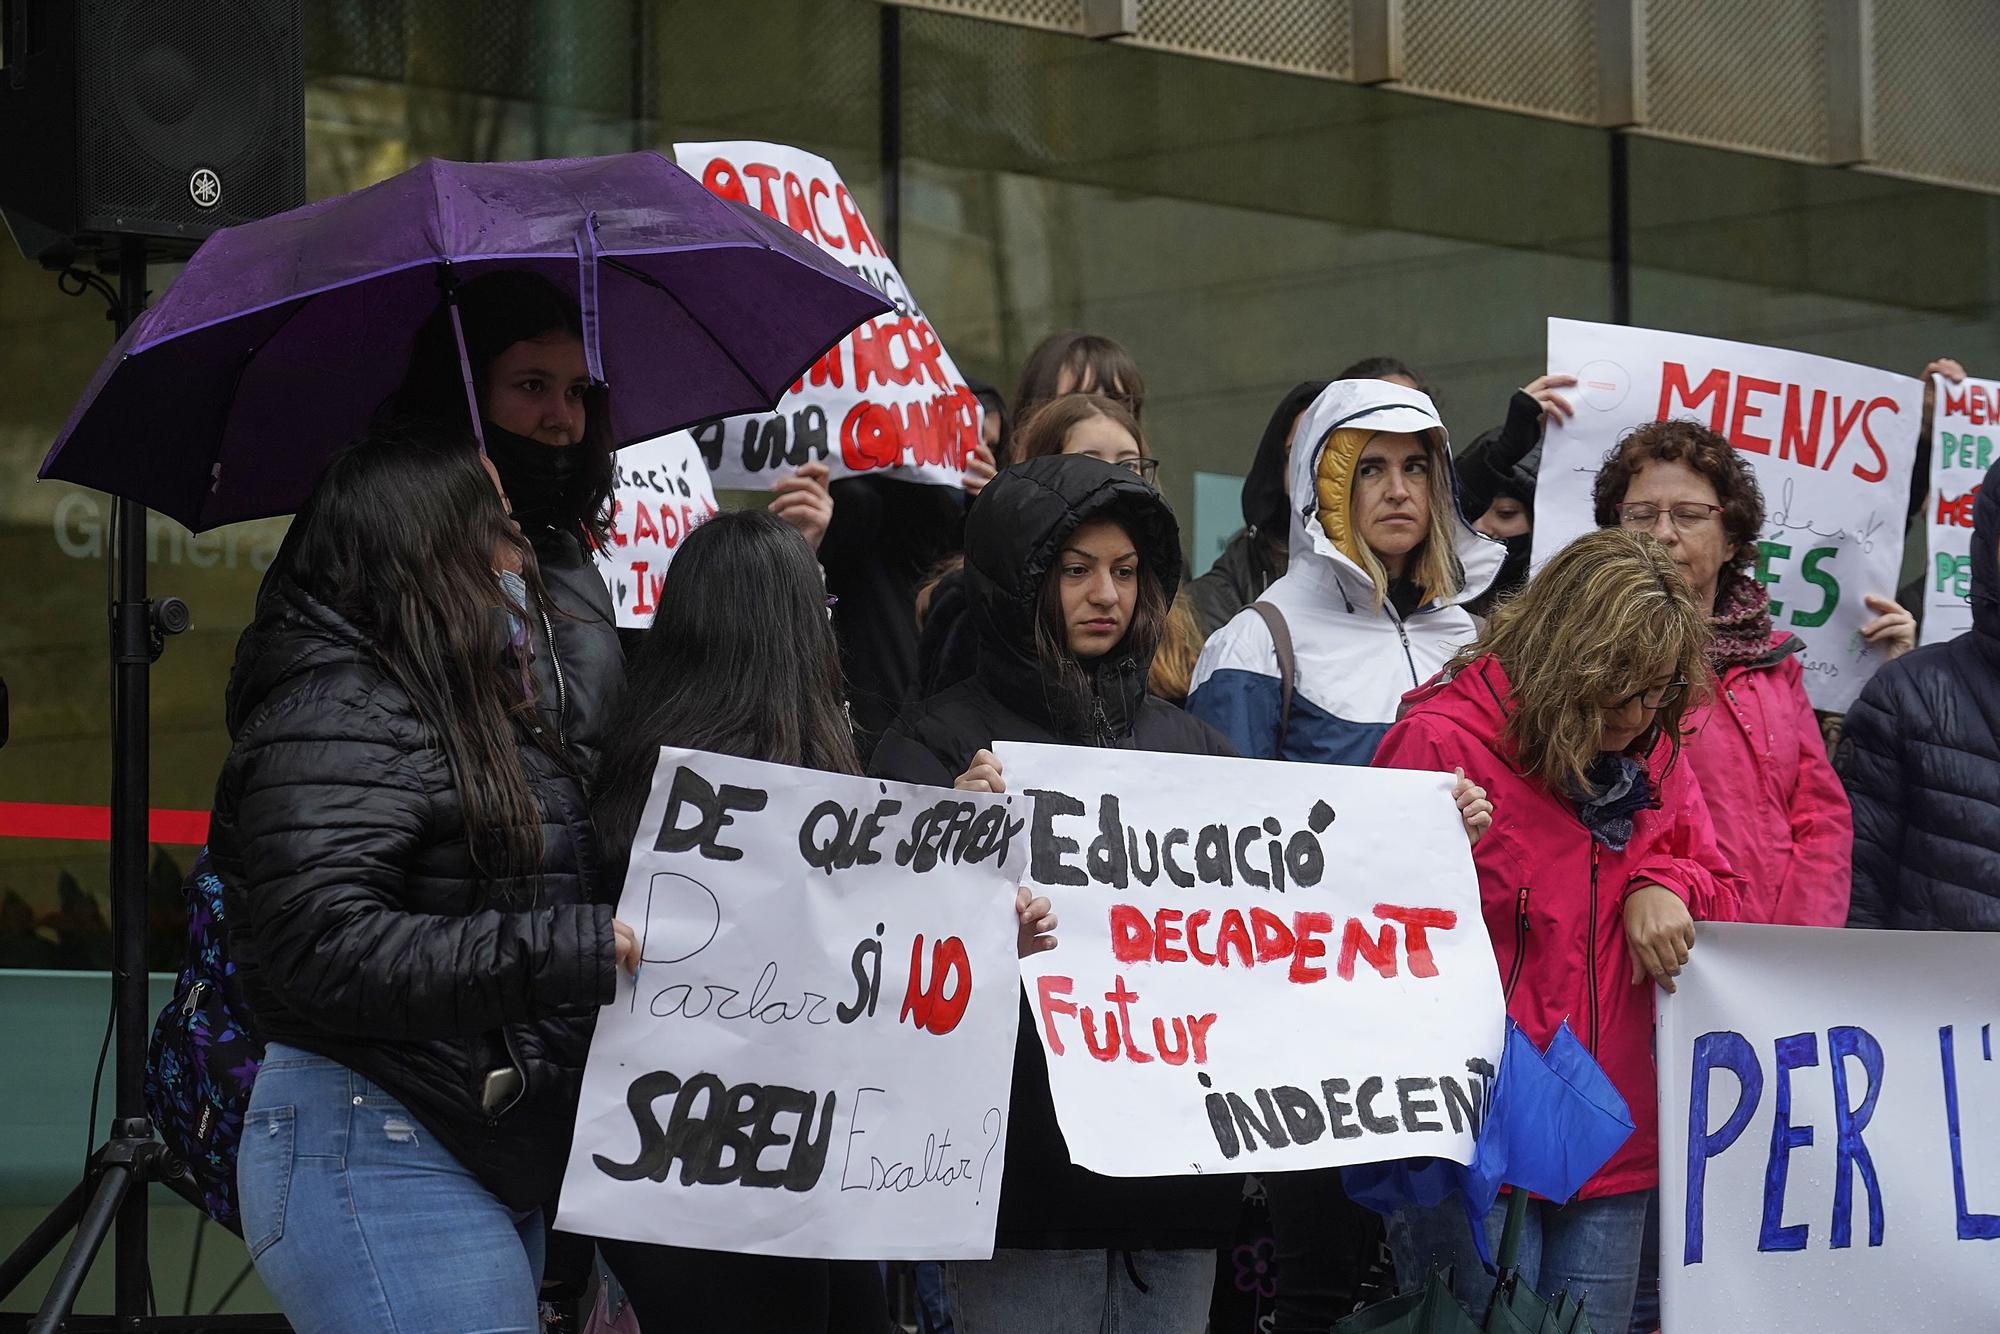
[215,428,637,1333]
[590,510,1038,1334]
[871,454,1240,1334]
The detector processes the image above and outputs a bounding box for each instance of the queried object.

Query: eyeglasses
[1614,501,1723,532]
[1611,679,1688,712]
[1118,457,1161,483]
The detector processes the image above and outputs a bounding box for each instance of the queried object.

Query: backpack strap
[1249,601,1296,756]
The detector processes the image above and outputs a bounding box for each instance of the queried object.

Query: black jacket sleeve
[230,673,616,1040]
[1454,390,1543,522]
[1836,668,1911,928]
[866,717,962,789]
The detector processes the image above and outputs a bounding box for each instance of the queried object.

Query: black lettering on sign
[654,765,768,862]
[593,1069,837,1192]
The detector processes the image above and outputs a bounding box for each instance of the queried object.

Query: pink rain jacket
[1373,654,1745,1199]
[1681,635,1851,925]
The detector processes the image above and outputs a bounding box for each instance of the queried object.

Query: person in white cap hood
[1184,375,1504,1327]
[1187,377,1502,764]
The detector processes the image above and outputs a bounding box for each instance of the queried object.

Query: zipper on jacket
[535,599,569,749]
[180,979,210,1020]
[1502,888,1531,1002]
[1089,696,1115,748]
[1389,611,1418,685]
[1587,842,1601,1056]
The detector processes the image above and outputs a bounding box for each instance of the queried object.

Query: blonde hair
[1320,427,1464,611]
[1446,528,1713,795]
[1146,593,1203,704]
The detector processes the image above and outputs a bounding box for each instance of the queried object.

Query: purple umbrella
[40,151,890,531]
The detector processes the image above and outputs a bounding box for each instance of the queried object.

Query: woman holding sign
[1184,375,1502,1328]
[873,454,1242,1334]
[1371,527,1746,1332]
[215,429,638,1333]
[1592,420,1860,929]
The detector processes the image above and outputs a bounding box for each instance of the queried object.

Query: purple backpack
[144,848,264,1233]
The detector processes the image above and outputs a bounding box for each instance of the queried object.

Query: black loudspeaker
[0,0,304,266]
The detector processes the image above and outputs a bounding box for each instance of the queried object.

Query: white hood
[1284,378,1503,609]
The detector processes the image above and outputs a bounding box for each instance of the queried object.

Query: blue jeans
[1628,1193,1660,1333]
[1388,1191,1650,1333]
[945,1248,1216,1334]
[238,1043,546,1334]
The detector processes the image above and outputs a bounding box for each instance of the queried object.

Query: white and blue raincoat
[1186,378,1503,764]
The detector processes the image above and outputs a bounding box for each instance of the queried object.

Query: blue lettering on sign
[1828,1025,1886,1248]
[1685,1030,1763,1265]
[1939,1024,2000,1242]
[1759,1032,1818,1252]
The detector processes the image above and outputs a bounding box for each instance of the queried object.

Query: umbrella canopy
[41,151,890,531]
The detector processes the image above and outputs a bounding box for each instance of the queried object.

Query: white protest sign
[594,430,719,628]
[557,749,1025,1259]
[1921,373,1996,645]
[1000,743,1505,1178]
[673,140,981,490]
[1533,318,1922,712]
[1659,924,2000,1332]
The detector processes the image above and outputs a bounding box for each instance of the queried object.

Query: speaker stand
[0,238,286,1333]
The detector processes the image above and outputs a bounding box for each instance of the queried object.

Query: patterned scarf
[1707,570,1774,670]
[1569,752,1654,852]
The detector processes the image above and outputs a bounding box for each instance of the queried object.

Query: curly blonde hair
[1447,528,1713,794]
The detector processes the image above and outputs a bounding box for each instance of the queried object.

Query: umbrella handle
[1494,1188,1530,1275]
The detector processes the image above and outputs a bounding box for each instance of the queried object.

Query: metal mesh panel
[1126,0,1353,81]
[1644,0,1828,161]
[1400,0,1596,123]
[888,0,1083,35]
[1873,0,2000,193]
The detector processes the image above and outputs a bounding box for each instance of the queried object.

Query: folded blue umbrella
[1343,1022,1635,1267]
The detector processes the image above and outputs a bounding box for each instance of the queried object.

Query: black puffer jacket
[1841,456,2000,931]
[871,455,1242,1252]
[210,581,616,1210]
[526,526,625,776]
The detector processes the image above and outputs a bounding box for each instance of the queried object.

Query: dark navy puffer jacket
[209,580,616,1209]
[1841,456,2000,930]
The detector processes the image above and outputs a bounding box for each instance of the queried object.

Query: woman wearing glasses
[1370,528,1745,1332]
[1592,419,1868,929]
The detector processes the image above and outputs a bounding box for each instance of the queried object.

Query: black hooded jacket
[870,455,1242,1251]
[1840,455,2000,930]
[1186,380,1327,639]
[209,581,616,1210]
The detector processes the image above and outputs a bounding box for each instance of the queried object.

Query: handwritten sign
[594,430,718,628]
[673,140,981,491]
[1658,924,2000,1332]
[1532,319,1922,712]
[556,749,1025,1259]
[1000,743,1505,1178]
[1921,373,1996,645]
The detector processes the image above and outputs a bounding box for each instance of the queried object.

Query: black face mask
[482,420,595,538]
[1491,530,1534,601]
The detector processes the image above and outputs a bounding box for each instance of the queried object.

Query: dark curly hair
[1591,419,1764,577]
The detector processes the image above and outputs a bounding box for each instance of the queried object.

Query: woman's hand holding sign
[955,748,1004,794]
[1017,886,1057,959]
[612,918,640,975]
[956,751,1056,958]
[1625,881,1696,994]
[1452,767,1492,846]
